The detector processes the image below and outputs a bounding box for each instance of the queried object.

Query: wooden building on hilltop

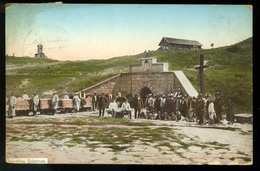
[158,37,202,50]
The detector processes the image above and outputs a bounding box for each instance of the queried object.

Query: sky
[6,4,252,61]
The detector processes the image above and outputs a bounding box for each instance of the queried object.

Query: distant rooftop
[161,37,202,46]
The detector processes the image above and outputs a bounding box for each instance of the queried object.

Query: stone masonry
[77,58,198,97]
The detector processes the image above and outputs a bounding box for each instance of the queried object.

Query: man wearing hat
[52,91,59,114]
[63,92,69,99]
[134,94,143,119]
[8,92,17,118]
[73,93,81,113]
[197,93,205,125]
[33,92,39,116]
[147,94,154,115]
[22,91,30,100]
[98,93,108,117]
[214,92,223,123]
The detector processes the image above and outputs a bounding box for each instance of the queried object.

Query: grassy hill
[5,37,252,113]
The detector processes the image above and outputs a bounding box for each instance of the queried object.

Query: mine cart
[39,99,53,115]
[15,98,32,116]
[60,99,74,113]
[84,98,92,111]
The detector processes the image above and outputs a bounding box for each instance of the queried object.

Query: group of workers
[7,89,235,125]
[105,89,235,125]
[140,90,235,125]
[6,91,82,118]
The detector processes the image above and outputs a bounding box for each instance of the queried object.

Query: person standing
[160,95,166,120]
[205,95,210,121]
[33,92,39,116]
[208,96,216,124]
[165,95,172,120]
[197,94,205,125]
[80,95,86,109]
[22,91,30,100]
[214,92,223,123]
[73,93,81,113]
[191,96,197,120]
[92,92,98,111]
[8,92,17,118]
[63,92,69,99]
[135,95,143,119]
[187,96,193,121]
[154,95,161,115]
[182,96,188,118]
[98,93,107,117]
[226,99,235,124]
[52,91,59,114]
[147,94,154,114]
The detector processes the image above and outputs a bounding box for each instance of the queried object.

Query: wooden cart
[15,98,32,116]
[39,99,53,115]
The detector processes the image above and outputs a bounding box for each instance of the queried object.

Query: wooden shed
[158,37,202,50]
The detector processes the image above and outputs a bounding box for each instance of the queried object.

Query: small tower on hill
[35,44,48,59]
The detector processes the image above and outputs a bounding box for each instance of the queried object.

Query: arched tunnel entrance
[140,87,152,101]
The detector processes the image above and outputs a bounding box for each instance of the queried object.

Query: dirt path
[6,111,252,165]
[6,62,65,71]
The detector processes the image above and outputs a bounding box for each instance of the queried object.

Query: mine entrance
[140,87,152,101]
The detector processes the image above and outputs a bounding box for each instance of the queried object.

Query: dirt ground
[6,111,253,165]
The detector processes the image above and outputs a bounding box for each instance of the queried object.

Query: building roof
[160,37,202,46]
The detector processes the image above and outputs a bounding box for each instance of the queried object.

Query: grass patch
[239,131,251,135]
[111,157,118,161]
[107,145,131,152]
[162,152,170,155]
[199,126,240,131]
[237,151,249,156]
[238,157,251,162]
[65,144,76,148]
[133,155,143,158]
[193,144,209,149]
[156,127,173,131]
[229,157,236,161]
[44,131,59,137]
[154,142,172,149]
[10,136,40,142]
[194,135,200,139]
[69,137,84,144]
[141,142,150,146]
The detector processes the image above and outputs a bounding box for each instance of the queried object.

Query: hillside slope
[5,37,252,113]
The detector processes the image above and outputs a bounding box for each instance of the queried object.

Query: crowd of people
[106,89,235,125]
[6,89,235,125]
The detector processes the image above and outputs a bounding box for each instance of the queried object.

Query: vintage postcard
[5,4,252,165]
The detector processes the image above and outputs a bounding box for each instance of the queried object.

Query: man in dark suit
[197,93,205,125]
[98,93,108,117]
[134,94,143,119]
[214,92,223,123]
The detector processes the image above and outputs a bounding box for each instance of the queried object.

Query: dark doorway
[140,87,152,101]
